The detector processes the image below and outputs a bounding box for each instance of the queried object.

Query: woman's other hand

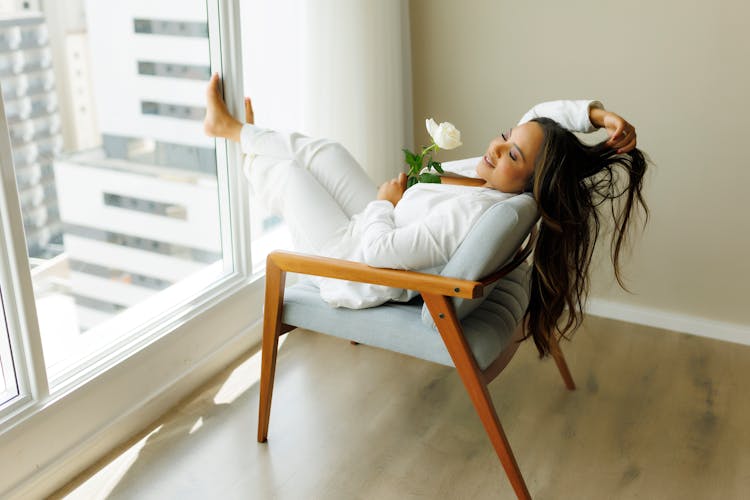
[377,173,407,206]
[590,107,637,154]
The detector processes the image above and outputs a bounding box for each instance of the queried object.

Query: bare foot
[204,73,242,142]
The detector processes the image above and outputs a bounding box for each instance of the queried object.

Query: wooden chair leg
[258,259,287,443]
[549,333,576,391]
[423,293,531,500]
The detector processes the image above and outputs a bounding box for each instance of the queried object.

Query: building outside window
[0,0,284,388]
[0,0,278,495]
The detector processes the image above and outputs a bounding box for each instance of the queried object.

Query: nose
[490,138,506,159]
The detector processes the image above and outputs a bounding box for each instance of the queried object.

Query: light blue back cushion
[421,193,539,328]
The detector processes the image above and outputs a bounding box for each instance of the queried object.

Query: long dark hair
[523,117,649,357]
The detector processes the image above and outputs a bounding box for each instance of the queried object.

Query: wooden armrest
[267,250,483,299]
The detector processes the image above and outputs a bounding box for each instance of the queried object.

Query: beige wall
[410,0,750,328]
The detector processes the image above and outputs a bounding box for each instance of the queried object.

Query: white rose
[425,118,462,150]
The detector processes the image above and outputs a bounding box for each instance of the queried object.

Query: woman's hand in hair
[590,107,637,153]
[377,173,408,207]
[603,112,637,153]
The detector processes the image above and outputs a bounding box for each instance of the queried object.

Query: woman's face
[475,121,544,193]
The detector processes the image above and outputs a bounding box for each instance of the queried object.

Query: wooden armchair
[257,194,575,500]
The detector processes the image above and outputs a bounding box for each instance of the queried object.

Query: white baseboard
[586,298,750,346]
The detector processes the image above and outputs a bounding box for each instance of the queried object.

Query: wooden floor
[54,316,750,499]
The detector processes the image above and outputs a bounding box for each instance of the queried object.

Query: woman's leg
[240,129,378,254]
[293,137,377,218]
[205,74,376,251]
[240,126,377,218]
[246,155,353,254]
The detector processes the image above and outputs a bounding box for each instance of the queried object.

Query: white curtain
[300,0,413,185]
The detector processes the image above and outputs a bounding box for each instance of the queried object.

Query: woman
[204,74,648,357]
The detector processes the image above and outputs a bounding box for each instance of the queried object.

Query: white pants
[243,127,377,254]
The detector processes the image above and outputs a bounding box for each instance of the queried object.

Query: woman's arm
[518,100,600,132]
[363,177,480,269]
[436,174,485,187]
[358,200,470,270]
[519,99,638,153]
[379,172,484,192]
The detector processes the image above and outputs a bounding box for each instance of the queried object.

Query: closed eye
[501,131,517,161]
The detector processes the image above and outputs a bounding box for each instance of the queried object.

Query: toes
[206,72,221,96]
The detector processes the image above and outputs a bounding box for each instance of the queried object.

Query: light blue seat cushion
[421,194,539,329]
[282,261,531,370]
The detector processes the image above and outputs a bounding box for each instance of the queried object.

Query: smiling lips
[483,155,495,168]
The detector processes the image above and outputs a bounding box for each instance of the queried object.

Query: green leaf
[402,148,420,166]
[406,176,418,188]
[418,172,441,184]
[428,160,444,174]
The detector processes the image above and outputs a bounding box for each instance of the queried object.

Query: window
[1,1,234,387]
[0,1,260,495]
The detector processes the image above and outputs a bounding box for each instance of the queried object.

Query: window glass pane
[0,287,19,406]
[0,0,229,385]
[249,211,289,274]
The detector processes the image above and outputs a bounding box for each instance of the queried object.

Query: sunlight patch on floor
[188,416,204,435]
[212,335,287,405]
[61,425,164,500]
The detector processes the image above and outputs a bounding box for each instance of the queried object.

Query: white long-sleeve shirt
[315,182,514,307]
[242,100,601,308]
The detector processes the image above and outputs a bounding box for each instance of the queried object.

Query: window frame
[0,283,20,406]
[0,1,263,497]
